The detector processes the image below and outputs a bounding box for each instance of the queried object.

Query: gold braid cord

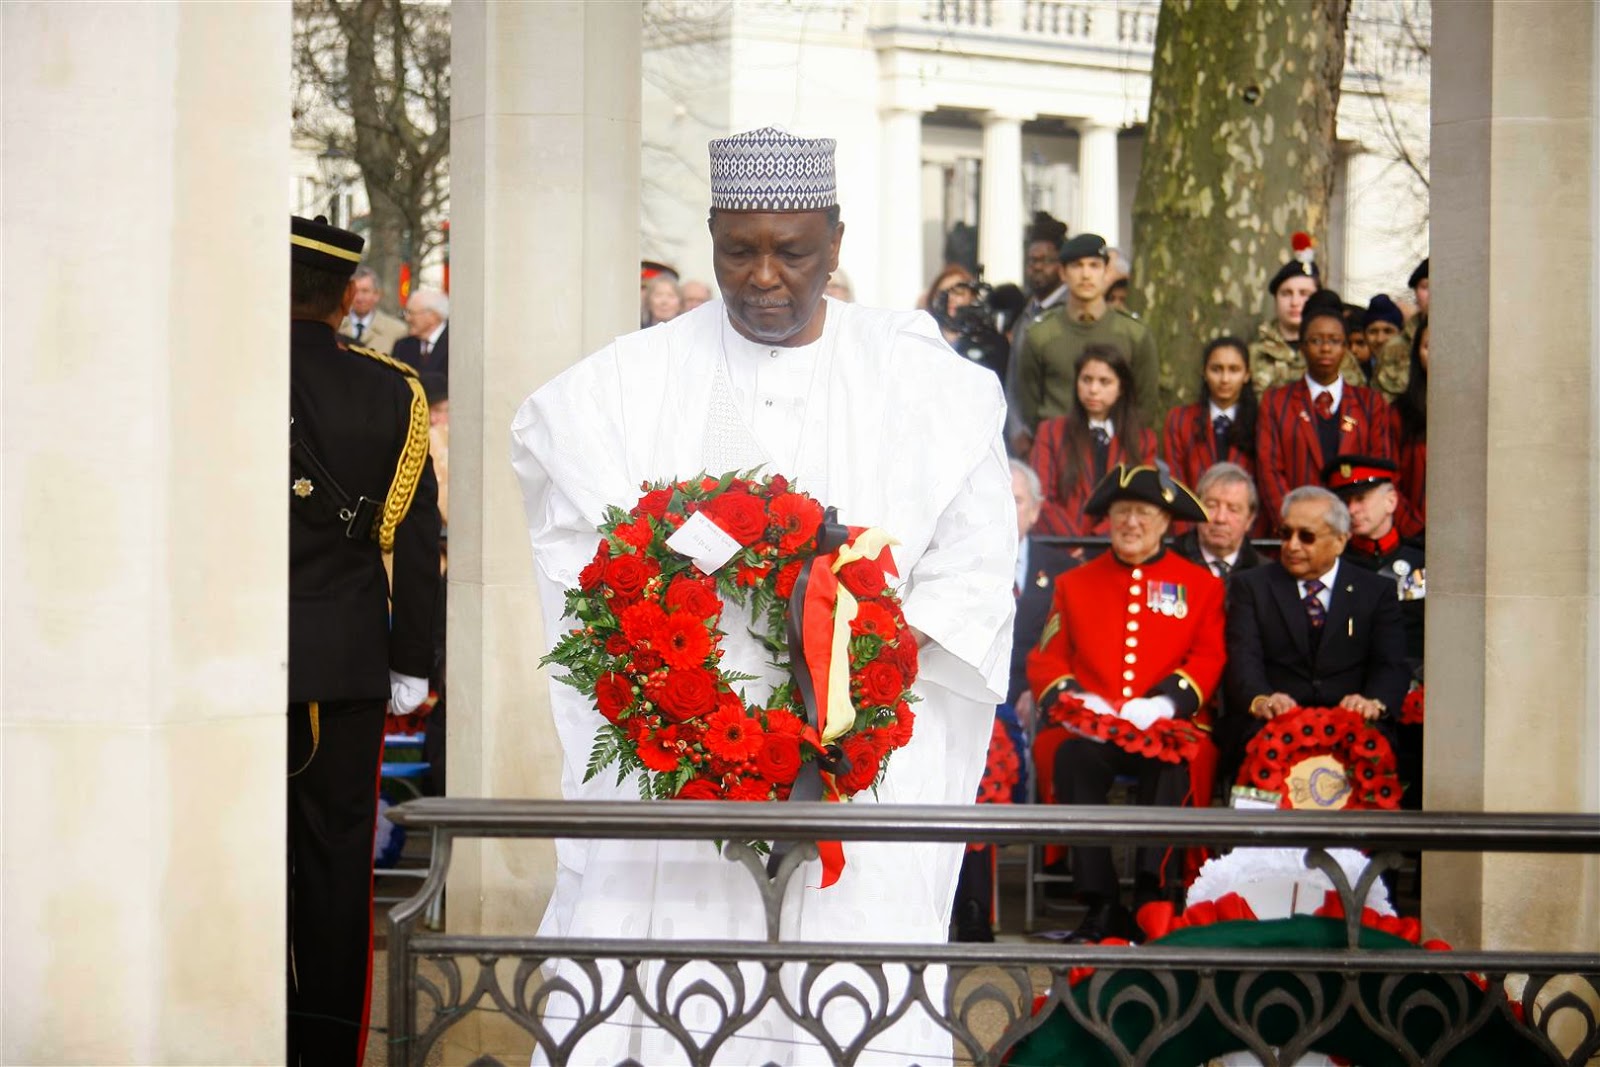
[347,344,431,552]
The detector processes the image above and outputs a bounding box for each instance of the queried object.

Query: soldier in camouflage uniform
[1372,258,1429,402]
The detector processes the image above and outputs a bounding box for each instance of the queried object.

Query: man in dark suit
[394,287,450,386]
[289,216,441,1065]
[1223,485,1408,791]
[954,459,1076,941]
[1172,461,1263,582]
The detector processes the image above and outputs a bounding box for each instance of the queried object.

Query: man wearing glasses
[1222,485,1409,778]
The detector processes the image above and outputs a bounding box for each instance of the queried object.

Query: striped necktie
[1303,578,1327,629]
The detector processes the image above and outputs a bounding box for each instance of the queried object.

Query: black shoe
[1065,901,1130,943]
[954,899,995,943]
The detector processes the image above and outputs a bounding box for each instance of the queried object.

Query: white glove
[389,670,429,716]
[1078,692,1117,718]
[1120,696,1177,731]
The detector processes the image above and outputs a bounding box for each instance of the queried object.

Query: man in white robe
[510,127,1016,1066]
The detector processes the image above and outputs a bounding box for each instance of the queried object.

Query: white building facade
[642,0,1430,311]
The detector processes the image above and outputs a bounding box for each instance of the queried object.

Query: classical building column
[878,106,927,307]
[978,111,1027,287]
[447,8,642,1051]
[1,4,288,1059]
[1427,1,1599,952]
[1076,121,1121,248]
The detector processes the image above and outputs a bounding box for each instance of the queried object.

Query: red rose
[605,554,656,600]
[594,672,634,722]
[756,732,803,784]
[604,633,630,656]
[657,668,718,721]
[674,777,722,800]
[857,660,905,707]
[578,542,610,591]
[634,487,674,521]
[834,735,883,795]
[838,558,887,598]
[769,492,824,553]
[773,561,804,599]
[631,648,664,673]
[768,474,789,494]
[704,491,769,545]
[665,575,722,619]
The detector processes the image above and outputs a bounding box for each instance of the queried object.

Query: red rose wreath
[541,471,918,880]
[1236,706,1403,810]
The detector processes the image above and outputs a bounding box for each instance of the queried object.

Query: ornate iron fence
[385,800,1600,1066]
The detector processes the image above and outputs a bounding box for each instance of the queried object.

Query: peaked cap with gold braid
[346,343,431,551]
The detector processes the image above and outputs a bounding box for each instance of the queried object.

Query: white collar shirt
[1304,374,1344,411]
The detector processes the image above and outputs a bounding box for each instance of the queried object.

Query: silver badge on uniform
[1392,559,1411,577]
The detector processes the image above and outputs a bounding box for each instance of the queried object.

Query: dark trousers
[288,698,386,1066]
[1054,736,1189,900]
[953,846,995,917]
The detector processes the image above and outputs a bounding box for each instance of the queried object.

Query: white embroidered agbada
[510,297,1016,1066]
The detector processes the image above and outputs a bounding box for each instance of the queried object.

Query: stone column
[1,4,288,1060]
[879,106,927,308]
[446,0,641,1055]
[1426,0,1600,952]
[1076,121,1121,248]
[978,111,1026,287]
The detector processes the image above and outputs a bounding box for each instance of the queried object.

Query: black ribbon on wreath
[767,506,853,878]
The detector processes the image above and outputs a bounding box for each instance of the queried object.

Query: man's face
[1012,468,1041,542]
[1063,256,1108,304]
[1107,500,1169,565]
[351,275,381,316]
[1415,277,1430,315]
[1279,499,1349,580]
[1198,480,1255,559]
[1275,276,1318,334]
[405,300,441,339]
[1365,320,1399,352]
[1024,240,1061,299]
[680,280,712,310]
[709,209,843,347]
[1344,483,1397,539]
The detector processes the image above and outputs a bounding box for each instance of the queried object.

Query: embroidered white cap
[708,126,837,212]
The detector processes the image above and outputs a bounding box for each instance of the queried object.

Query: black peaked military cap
[291,215,364,278]
[1408,257,1429,289]
[1059,232,1110,264]
[1085,463,1209,523]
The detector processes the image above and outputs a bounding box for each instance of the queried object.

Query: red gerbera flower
[658,613,712,671]
[850,600,896,638]
[703,705,765,762]
[636,726,686,773]
[769,492,824,553]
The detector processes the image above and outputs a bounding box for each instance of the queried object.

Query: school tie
[1314,391,1335,421]
[1303,578,1327,630]
[1090,427,1110,477]
[1212,414,1232,458]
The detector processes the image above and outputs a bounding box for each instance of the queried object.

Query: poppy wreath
[540,470,918,812]
[1047,692,1206,765]
[1236,706,1402,810]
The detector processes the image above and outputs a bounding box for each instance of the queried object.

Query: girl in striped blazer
[1030,344,1157,537]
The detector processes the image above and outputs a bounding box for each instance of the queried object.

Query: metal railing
[384,800,1600,1066]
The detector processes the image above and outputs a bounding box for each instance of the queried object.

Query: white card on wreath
[665,510,743,575]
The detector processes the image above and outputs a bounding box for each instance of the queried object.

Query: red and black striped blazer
[1256,380,1395,523]
[1161,402,1257,490]
[1393,407,1426,538]
[1030,416,1159,536]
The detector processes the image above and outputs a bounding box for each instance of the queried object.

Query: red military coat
[1257,380,1395,523]
[1026,548,1226,718]
[1030,417,1159,537]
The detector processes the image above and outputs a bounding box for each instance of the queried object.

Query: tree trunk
[1131,0,1349,412]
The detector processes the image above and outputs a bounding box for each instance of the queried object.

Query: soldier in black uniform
[1323,454,1424,805]
[288,216,441,1064]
